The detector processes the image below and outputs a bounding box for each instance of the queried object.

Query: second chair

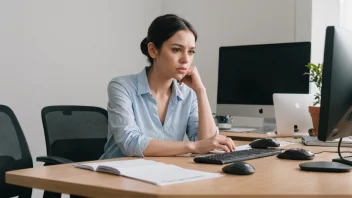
[37,105,108,164]
[37,105,108,198]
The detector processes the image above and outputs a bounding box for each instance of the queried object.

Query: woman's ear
[147,42,158,59]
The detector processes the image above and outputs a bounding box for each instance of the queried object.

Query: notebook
[73,159,222,186]
[301,136,352,147]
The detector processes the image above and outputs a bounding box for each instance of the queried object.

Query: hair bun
[140,37,149,56]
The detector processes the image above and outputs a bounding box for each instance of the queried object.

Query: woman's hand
[179,66,205,93]
[193,135,236,154]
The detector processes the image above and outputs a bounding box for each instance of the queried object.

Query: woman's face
[151,30,196,81]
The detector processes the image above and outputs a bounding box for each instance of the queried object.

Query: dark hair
[140,14,198,64]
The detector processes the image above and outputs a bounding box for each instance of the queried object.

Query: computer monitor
[318,26,352,142]
[298,27,352,171]
[216,42,311,119]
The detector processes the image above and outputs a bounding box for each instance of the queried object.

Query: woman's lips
[176,68,187,74]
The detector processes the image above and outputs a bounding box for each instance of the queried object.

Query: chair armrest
[36,156,74,165]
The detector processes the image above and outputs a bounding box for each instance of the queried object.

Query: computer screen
[318,26,352,141]
[217,42,311,118]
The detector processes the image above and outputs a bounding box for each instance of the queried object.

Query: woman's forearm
[195,88,217,140]
[143,139,195,156]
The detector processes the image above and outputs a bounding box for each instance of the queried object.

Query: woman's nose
[180,53,190,64]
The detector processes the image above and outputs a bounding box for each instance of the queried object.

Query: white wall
[295,0,313,41]
[0,0,161,197]
[309,0,340,96]
[340,0,352,31]
[162,0,312,112]
[311,0,340,64]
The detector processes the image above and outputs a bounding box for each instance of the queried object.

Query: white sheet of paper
[120,164,222,186]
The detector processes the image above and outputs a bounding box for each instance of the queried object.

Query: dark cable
[337,137,352,163]
[338,138,344,159]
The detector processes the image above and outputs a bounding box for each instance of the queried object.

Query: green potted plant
[304,63,323,136]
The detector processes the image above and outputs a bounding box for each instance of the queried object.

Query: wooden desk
[6,140,352,198]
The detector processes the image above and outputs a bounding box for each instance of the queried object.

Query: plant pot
[308,106,320,136]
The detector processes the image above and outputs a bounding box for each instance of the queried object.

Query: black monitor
[299,26,352,172]
[217,42,311,118]
[318,26,352,142]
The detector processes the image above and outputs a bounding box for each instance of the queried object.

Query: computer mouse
[222,161,255,175]
[277,148,315,160]
[249,138,280,149]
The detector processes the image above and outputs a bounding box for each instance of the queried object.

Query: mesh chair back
[0,105,32,198]
[42,106,108,162]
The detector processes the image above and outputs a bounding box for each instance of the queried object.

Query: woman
[100,14,235,159]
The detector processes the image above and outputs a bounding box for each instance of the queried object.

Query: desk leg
[43,191,61,198]
[43,191,86,198]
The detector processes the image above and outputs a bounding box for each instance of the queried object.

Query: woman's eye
[172,48,181,52]
[189,50,196,54]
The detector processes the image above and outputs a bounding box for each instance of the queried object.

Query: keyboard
[194,148,282,164]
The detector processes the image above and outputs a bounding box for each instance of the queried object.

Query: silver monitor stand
[216,104,276,133]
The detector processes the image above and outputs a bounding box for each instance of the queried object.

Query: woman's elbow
[117,138,143,157]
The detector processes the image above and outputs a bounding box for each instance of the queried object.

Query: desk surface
[6,140,352,198]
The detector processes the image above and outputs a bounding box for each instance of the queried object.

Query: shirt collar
[137,67,151,95]
[137,67,184,101]
[171,80,184,102]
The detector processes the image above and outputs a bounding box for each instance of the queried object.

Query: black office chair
[36,105,108,198]
[0,105,33,198]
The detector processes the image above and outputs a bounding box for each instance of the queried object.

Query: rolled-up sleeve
[108,81,152,157]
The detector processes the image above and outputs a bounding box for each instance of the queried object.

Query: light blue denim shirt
[100,67,201,159]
